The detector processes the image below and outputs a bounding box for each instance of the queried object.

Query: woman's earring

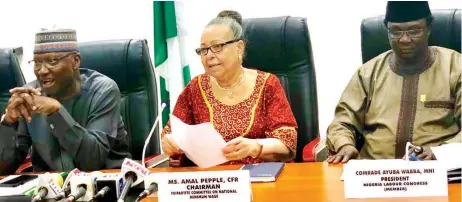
[238,55,242,60]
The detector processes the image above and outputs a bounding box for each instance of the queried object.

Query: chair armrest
[302,137,320,162]
[15,155,32,174]
[315,142,329,162]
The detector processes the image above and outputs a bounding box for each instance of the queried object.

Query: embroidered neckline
[389,47,436,76]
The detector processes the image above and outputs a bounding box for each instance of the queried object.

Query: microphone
[31,173,64,202]
[142,103,167,166]
[136,174,159,202]
[55,169,82,200]
[66,171,102,201]
[135,183,158,202]
[117,158,150,202]
[62,169,83,190]
[66,186,86,202]
[92,173,124,201]
[91,186,110,200]
[117,175,133,202]
[54,186,70,201]
[31,188,47,202]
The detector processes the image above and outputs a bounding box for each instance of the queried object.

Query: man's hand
[5,94,31,123]
[10,87,60,115]
[9,87,42,96]
[404,145,435,160]
[326,145,359,164]
[10,87,42,110]
[5,87,42,122]
[222,137,260,161]
[29,95,61,115]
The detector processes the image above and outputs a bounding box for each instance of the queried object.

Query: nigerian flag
[154,1,191,127]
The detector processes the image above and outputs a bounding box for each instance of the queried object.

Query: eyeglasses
[387,28,425,39]
[195,39,241,56]
[28,52,76,70]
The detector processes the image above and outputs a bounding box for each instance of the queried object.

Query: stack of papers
[168,115,228,168]
[431,143,462,183]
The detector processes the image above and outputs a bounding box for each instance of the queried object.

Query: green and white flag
[154,1,191,127]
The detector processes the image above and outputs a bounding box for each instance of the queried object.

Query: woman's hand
[161,134,183,156]
[222,137,261,161]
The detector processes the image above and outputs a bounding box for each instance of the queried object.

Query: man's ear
[73,53,81,70]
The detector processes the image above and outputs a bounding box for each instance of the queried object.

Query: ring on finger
[414,146,423,155]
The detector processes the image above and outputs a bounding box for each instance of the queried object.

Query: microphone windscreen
[50,174,64,187]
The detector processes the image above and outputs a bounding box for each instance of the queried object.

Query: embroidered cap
[34,28,78,54]
[385,1,432,23]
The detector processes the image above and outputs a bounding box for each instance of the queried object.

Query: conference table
[98,162,461,202]
[1,162,459,201]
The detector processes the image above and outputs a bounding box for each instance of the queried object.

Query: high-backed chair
[0,47,26,112]
[242,16,320,162]
[361,9,461,63]
[0,47,30,174]
[78,39,160,160]
[358,9,461,150]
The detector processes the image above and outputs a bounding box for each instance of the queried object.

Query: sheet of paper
[431,143,462,171]
[169,115,228,168]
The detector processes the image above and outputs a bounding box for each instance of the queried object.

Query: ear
[236,40,245,56]
[73,53,81,70]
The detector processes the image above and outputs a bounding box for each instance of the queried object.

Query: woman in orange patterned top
[161,10,298,167]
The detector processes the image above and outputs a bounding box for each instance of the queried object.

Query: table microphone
[62,169,83,190]
[55,169,83,200]
[92,173,124,202]
[66,171,102,202]
[135,181,158,202]
[66,186,86,202]
[31,173,64,202]
[90,186,110,201]
[117,158,150,202]
[142,103,167,166]
[54,186,70,201]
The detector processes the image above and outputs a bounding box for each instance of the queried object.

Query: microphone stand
[117,173,136,202]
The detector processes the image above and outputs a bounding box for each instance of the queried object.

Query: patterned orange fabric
[161,70,297,166]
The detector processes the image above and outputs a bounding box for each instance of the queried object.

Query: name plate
[343,159,448,198]
[149,170,251,202]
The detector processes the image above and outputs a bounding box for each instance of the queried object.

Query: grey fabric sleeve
[47,84,121,170]
[0,119,30,175]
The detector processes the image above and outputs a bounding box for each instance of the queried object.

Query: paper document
[431,143,462,171]
[169,115,228,168]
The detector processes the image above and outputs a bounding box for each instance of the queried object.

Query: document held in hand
[169,115,228,168]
